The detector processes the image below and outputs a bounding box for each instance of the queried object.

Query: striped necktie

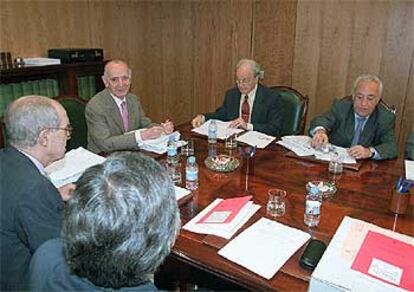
[241,95,250,123]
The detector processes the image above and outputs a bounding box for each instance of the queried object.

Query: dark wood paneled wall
[1,0,413,154]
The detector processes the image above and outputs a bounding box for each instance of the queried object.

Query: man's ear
[102,75,109,88]
[37,129,50,147]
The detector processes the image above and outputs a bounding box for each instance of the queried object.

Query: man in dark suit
[191,59,283,137]
[309,74,397,160]
[85,59,174,153]
[0,95,74,290]
[406,131,414,160]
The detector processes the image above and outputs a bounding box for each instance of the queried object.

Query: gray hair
[104,59,132,78]
[5,95,60,148]
[236,59,261,77]
[352,74,383,99]
[63,152,180,288]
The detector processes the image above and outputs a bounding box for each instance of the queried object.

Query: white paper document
[140,131,180,154]
[405,160,414,181]
[191,119,243,140]
[236,131,276,149]
[277,135,357,164]
[45,147,105,188]
[182,198,260,239]
[218,218,310,279]
[174,185,191,201]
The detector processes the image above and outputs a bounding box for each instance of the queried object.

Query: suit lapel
[103,90,125,132]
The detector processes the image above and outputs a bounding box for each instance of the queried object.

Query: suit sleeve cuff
[135,130,144,147]
[310,126,326,137]
[247,123,253,131]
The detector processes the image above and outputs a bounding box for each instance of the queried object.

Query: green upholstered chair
[58,96,88,151]
[271,86,308,136]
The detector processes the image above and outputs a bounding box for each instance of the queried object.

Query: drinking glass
[181,139,194,156]
[328,152,343,174]
[266,188,287,217]
[225,131,238,149]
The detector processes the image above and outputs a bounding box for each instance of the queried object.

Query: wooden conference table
[159,124,413,291]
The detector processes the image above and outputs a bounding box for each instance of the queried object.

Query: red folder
[351,231,414,290]
[197,196,252,224]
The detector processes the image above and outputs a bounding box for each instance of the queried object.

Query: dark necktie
[120,101,129,132]
[241,95,250,123]
[351,116,365,146]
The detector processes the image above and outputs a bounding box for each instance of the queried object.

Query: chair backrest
[58,96,88,151]
[270,86,308,136]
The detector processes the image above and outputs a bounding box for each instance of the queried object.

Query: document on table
[191,119,243,140]
[309,216,414,292]
[405,160,414,181]
[236,131,276,149]
[140,131,180,154]
[45,147,105,188]
[174,185,191,201]
[218,218,311,280]
[198,195,252,224]
[277,135,357,164]
[182,198,260,239]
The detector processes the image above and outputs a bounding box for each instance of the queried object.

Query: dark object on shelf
[299,239,327,271]
[48,48,103,63]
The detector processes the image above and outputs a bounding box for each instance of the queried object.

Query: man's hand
[348,145,372,160]
[311,129,329,149]
[161,120,174,134]
[191,114,204,128]
[58,183,76,202]
[229,118,247,130]
[141,125,165,140]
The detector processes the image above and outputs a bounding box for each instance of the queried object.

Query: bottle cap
[188,156,195,163]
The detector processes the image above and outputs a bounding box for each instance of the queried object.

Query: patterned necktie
[241,95,250,123]
[351,116,365,146]
[120,101,129,132]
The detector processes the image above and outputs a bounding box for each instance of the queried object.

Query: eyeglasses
[46,125,73,138]
[236,78,254,85]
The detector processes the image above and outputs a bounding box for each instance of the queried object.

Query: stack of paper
[191,119,243,140]
[310,216,414,292]
[236,131,276,149]
[277,135,315,156]
[140,131,180,154]
[182,196,260,239]
[174,185,191,201]
[23,57,61,66]
[218,218,311,279]
[45,147,105,188]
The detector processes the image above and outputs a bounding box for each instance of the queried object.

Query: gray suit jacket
[204,84,283,136]
[309,99,398,160]
[85,89,152,153]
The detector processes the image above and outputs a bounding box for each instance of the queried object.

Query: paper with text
[405,160,414,181]
[191,119,243,140]
[236,131,276,149]
[218,218,310,279]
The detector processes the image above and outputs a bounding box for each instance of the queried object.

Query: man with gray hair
[30,152,181,291]
[0,95,73,290]
[191,58,283,136]
[309,74,397,160]
[86,59,174,153]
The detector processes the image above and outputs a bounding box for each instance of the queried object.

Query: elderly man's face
[236,63,258,95]
[103,62,131,99]
[353,80,380,117]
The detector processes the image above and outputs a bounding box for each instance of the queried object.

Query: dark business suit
[406,132,414,160]
[0,147,63,291]
[85,89,152,153]
[309,99,397,159]
[204,84,283,137]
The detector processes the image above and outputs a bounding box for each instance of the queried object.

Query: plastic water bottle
[186,156,199,190]
[167,136,178,165]
[208,119,217,144]
[304,186,322,227]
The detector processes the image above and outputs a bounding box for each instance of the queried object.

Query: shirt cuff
[134,129,144,147]
[310,126,326,137]
[370,147,381,160]
[247,123,253,131]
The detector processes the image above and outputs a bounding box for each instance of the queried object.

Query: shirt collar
[110,93,126,107]
[17,148,47,175]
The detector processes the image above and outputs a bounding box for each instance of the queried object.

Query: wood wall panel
[253,0,297,87]
[1,0,413,156]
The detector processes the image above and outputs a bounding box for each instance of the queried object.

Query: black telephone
[299,239,327,270]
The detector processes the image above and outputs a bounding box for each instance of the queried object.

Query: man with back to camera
[191,58,283,137]
[0,95,74,290]
[309,74,397,160]
[29,152,181,291]
[85,59,174,153]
